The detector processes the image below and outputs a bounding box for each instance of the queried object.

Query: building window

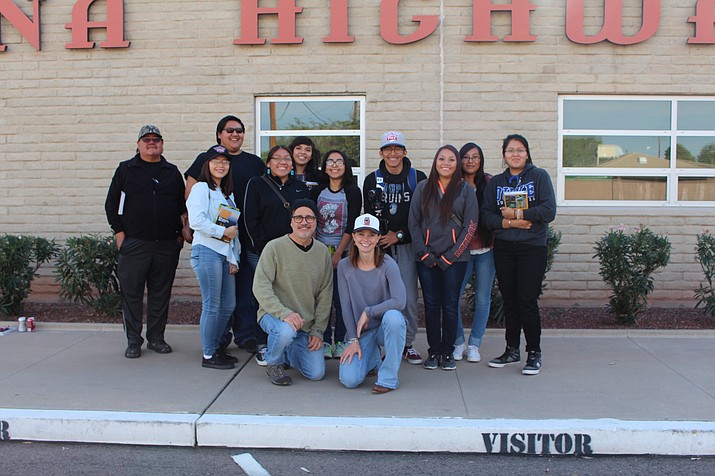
[255,96,366,182]
[559,96,715,206]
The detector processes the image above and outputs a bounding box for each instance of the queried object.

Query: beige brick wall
[1,1,713,306]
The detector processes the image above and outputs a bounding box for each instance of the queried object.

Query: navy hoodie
[481,164,556,247]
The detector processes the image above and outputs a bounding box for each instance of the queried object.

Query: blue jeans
[416,261,467,357]
[339,310,406,390]
[259,313,325,380]
[190,245,236,357]
[455,250,496,348]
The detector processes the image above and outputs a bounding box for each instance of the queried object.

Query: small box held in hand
[503,191,528,210]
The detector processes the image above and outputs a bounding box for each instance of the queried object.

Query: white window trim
[558,95,715,207]
[255,95,367,184]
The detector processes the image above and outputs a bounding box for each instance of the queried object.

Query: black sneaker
[124,344,141,359]
[255,345,267,366]
[488,346,521,368]
[218,348,239,363]
[423,354,440,370]
[441,354,456,371]
[147,340,172,354]
[522,351,542,375]
[266,364,292,386]
[202,352,235,370]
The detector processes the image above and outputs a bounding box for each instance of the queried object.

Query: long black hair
[197,153,233,197]
[459,142,493,246]
[289,136,321,182]
[420,145,464,225]
[319,149,355,187]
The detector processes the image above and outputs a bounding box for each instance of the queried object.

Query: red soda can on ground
[27,317,35,332]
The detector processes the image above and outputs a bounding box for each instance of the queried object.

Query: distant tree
[698,143,715,165]
[664,144,695,164]
[562,137,602,167]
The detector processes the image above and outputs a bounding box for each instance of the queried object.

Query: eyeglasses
[505,148,527,156]
[271,157,292,163]
[141,137,162,144]
[210,160,230,167]
[292,215,316,223]
[224,128,244,134]
[326,159,345,166]
[382,146,404,154]
[462,155,481,162]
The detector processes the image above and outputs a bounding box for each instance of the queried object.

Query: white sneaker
[467,345,481,363]
[453,343,466,361]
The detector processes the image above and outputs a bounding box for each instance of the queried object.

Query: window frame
[255,95,367,184]
[558,95,715,207]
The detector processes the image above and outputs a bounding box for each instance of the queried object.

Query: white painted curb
[196,415,715,455]
[0,409,197,446]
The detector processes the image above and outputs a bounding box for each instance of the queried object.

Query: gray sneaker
[266,364,292,386]
[488,346,521,368]
[522,351,542,375]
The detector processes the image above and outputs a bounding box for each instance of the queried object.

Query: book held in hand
[503,191,528,209]
[214,204,241,243]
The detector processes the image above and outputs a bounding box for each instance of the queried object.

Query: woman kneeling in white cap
[337,213,407,394]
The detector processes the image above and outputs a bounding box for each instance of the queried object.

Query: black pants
[117,237,181,346]
[493,239,547,353]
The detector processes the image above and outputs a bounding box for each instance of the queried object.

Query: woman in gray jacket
[409,145,478,371]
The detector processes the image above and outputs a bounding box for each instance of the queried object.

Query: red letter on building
[323,0,354,43]
[467,0,537,42]
[0,0,41,52]
[566,0,660,45]
[380,0,438,45]
[688,0,715,44]
[64,0,130,49]
[235,0,303,45]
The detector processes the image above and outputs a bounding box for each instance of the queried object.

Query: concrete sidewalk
[1,322,714,455]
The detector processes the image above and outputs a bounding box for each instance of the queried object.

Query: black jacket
[362,157,426,244]
[243,174,309,254]
[105,154,186,241]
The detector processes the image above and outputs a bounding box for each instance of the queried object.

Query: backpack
[374,167,417,191]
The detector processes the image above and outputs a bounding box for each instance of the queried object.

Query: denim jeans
[259,313,325,380]
[455,250,496,348]
[323,269,346,345]
[339,310,406,390]
[416,261,467,357]
[190,245,236,357]
[493,239,547,353]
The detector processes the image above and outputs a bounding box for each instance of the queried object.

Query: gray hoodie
[408,180,479,271]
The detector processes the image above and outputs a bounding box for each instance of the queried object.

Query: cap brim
[353,226,380,233]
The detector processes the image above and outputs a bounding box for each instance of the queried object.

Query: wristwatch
[396,231,405,242]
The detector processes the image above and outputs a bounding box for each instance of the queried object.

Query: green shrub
[594,226,671,324]
[0,235,59,315]
[694,230,715,318]
[55,235,121,317]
